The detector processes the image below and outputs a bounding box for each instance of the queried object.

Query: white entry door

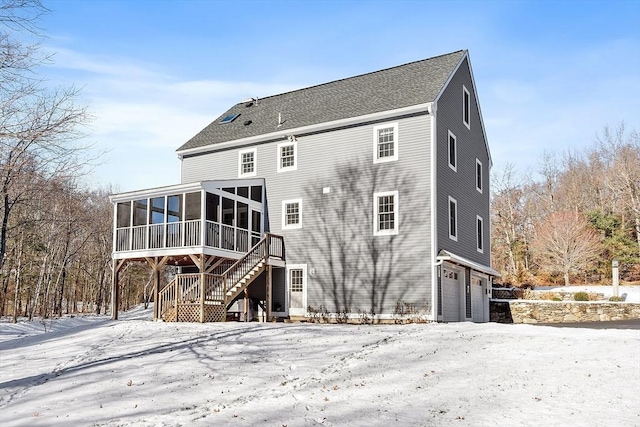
[287,264,307,316]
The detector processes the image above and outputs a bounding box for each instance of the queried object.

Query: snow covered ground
[1,306,638,426]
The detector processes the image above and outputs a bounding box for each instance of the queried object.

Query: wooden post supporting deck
[266,265,272,321]
[145,257,169,321]
[111,259,126,320]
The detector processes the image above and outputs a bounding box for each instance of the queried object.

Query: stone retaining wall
[490,300,640,324]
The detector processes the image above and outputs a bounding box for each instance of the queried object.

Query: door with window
[287,265,307,316]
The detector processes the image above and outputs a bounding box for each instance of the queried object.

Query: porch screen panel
[251,186,262,202]
[237,187,249,198]
[205,193,220,247]
[116,202,131,228]
[150,197,164,224]
[237,202,248,229]
[133,199,148,226]
[206,193,219,222]
[167,195,182,222]
[185,192,201,220]
[221,197,234,250]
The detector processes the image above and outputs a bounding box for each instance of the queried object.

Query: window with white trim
[282,199,302,229]
[373,123,398,163]
[448,196,458,241]
[373,190,399,236]
[448,130,457,171]
[476,215,484,253]
[463,85,470,129]
[277,141,297,172]
[238,148,257,177]
[476,158,483,193]
[290,268,304,292]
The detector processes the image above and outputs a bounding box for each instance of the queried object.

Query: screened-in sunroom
[109,179,285,323]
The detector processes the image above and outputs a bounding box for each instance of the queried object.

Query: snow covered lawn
[1,307,638,426]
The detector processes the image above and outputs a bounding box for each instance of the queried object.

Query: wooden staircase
[158,233,284,322]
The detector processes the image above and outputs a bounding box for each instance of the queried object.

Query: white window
[373,191,399,236]
[238,148,257,177]
[373,123,398,163]
[282,199,302,229]
[290,269,304,292]
[463,85,470,129]
[476,215,484,253]
[277,141,297,172]
[448,130,457,172]
[476,158,483,193]
[448,196,458,241]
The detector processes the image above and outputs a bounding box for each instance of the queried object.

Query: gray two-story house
[110,49,499,323]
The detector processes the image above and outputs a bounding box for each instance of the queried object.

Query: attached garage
[437,250,499,323]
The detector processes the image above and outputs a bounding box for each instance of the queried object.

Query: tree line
[491,124,639,286]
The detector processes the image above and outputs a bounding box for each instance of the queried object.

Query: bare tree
[532,211,602,286]
[0,0,90,276]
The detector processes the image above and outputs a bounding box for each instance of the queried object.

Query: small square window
[463,85,470,129]
[373,123,398,163]
[282,199,302,229]
[476,159,483,193]
[277,141,297,172]
[373,191,399,236]
[448,130,457,172]
[448,196,458,241]
[238,148,257,177]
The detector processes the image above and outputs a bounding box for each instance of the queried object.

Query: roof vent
[244,120,252,126]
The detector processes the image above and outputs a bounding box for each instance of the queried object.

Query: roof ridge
[234,50,466,105]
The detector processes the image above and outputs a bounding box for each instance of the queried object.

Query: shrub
[609,296,624,302]
[574,292,589,301]
[552,297,562,301]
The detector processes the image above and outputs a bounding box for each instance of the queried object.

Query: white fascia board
[109,181,205,203]
[176,103,432,159]
[436,250,501,277]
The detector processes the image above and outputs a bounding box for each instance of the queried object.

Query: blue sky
[39,0,640,192]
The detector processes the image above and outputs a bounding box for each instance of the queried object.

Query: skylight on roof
[220,113,240,124]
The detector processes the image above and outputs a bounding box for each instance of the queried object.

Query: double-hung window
[448,130,457,172]
[463,85,470,129]
[448,196,458,241]
[282,199,302,229]
[373,123,398,163]
[476,158,483,193]
[476,215,484,253]
[238,148,257,177]
[373,191,399,236]
[277,141,297,172]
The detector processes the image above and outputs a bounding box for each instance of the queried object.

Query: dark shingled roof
[177,50,466,152]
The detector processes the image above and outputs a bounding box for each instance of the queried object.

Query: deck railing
[115,219,252,253]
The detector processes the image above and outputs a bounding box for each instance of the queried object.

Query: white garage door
[471,277,485,322]
[442,268,461,322]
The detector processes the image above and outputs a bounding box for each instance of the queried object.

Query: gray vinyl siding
[181,114,433,316]
[435,57,491,267]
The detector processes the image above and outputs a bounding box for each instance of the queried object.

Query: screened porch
[111,179,267,260]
